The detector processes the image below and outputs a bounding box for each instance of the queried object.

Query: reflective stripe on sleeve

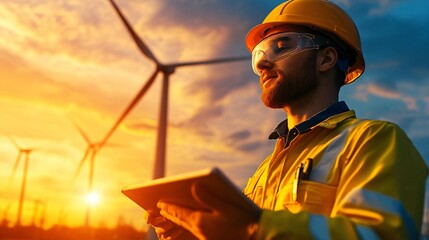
[347,189,418,240]
[356,225,380,240]
[309,214,330,239]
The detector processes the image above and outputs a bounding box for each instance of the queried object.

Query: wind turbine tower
[9,137,35,227]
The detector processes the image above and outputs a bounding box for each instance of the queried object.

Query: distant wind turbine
[103,0,250,179]
[56,206,68,227]
[72,122,122,227]
[73,122,124,187]
[8,137,36,227]
[1,203,11,226]
[73,123,103,191]
[31,199,46,227]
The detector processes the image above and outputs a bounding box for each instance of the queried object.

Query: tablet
[121,167,260,216]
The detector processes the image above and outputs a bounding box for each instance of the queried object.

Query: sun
[85,192,101,206]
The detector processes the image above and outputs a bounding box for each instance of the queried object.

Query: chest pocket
[279,181,337,215]
[243,176,264,208]
[278,120,361,214]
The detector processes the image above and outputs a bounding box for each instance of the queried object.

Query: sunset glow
[0,0,428,238]
[85,192,100,207]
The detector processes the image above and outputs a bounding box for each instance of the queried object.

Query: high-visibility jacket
[244,110,428,239]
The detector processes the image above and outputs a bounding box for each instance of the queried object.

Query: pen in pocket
[292,158,313,202]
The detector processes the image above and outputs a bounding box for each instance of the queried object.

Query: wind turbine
[31,199,46,228]
[55,206,68,227]
[72,122,123,227]
[1,203,11,227]
[73,123,102,191]
[72,123,105,228]
[103,0,250,179]
[8,137,35,227]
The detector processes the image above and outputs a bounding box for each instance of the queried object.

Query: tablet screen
[122,167,260,216]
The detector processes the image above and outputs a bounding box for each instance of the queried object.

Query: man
[147,0,428,239]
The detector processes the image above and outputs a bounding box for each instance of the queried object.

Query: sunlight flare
[85,192,100,206]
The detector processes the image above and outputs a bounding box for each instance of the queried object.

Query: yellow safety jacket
[244,110,428,239]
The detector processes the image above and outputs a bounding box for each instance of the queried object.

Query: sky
[0,0,428,233]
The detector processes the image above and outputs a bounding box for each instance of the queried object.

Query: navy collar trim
[268,101,350,140]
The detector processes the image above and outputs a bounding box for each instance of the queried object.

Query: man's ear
[318,47,338,72]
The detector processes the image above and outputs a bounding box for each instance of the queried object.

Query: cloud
[228,130,251,141]
[145,0,272,54]
[124,119,156,132]
[0,0,160,94]
[225,130,266,153]
[366,0,403,15]
[187,63,253,102]
[351,3,429,84]
[177,103,224,136]
[236,141,265,153]
[354,83,418,110]
[337,0,404,15]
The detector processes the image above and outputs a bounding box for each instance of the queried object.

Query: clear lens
[251,32,319,76]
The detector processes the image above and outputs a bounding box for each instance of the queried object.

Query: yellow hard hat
[245,0,365,84]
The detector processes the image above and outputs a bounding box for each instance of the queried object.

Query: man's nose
[256,58,274,73]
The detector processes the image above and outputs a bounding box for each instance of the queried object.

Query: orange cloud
[0,0,261,230]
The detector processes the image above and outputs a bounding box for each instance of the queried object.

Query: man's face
[259,48,318,108]
[254,26,319,108]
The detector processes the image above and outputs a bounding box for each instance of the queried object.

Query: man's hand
[145,211,198,239]
[157,182,261,240]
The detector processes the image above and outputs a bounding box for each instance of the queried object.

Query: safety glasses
[252,32,320,76]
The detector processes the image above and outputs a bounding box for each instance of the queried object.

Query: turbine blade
[108,0,158,63]
[169,55,251,68]
[8,152,22,185]
[73,147,90,180]
[8,136,21,150]
[71,121,91,144]
[100,69,159,147]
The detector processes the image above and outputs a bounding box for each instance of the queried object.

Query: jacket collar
[268,101,354,140]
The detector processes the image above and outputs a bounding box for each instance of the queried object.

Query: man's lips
[261,72,277,86]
